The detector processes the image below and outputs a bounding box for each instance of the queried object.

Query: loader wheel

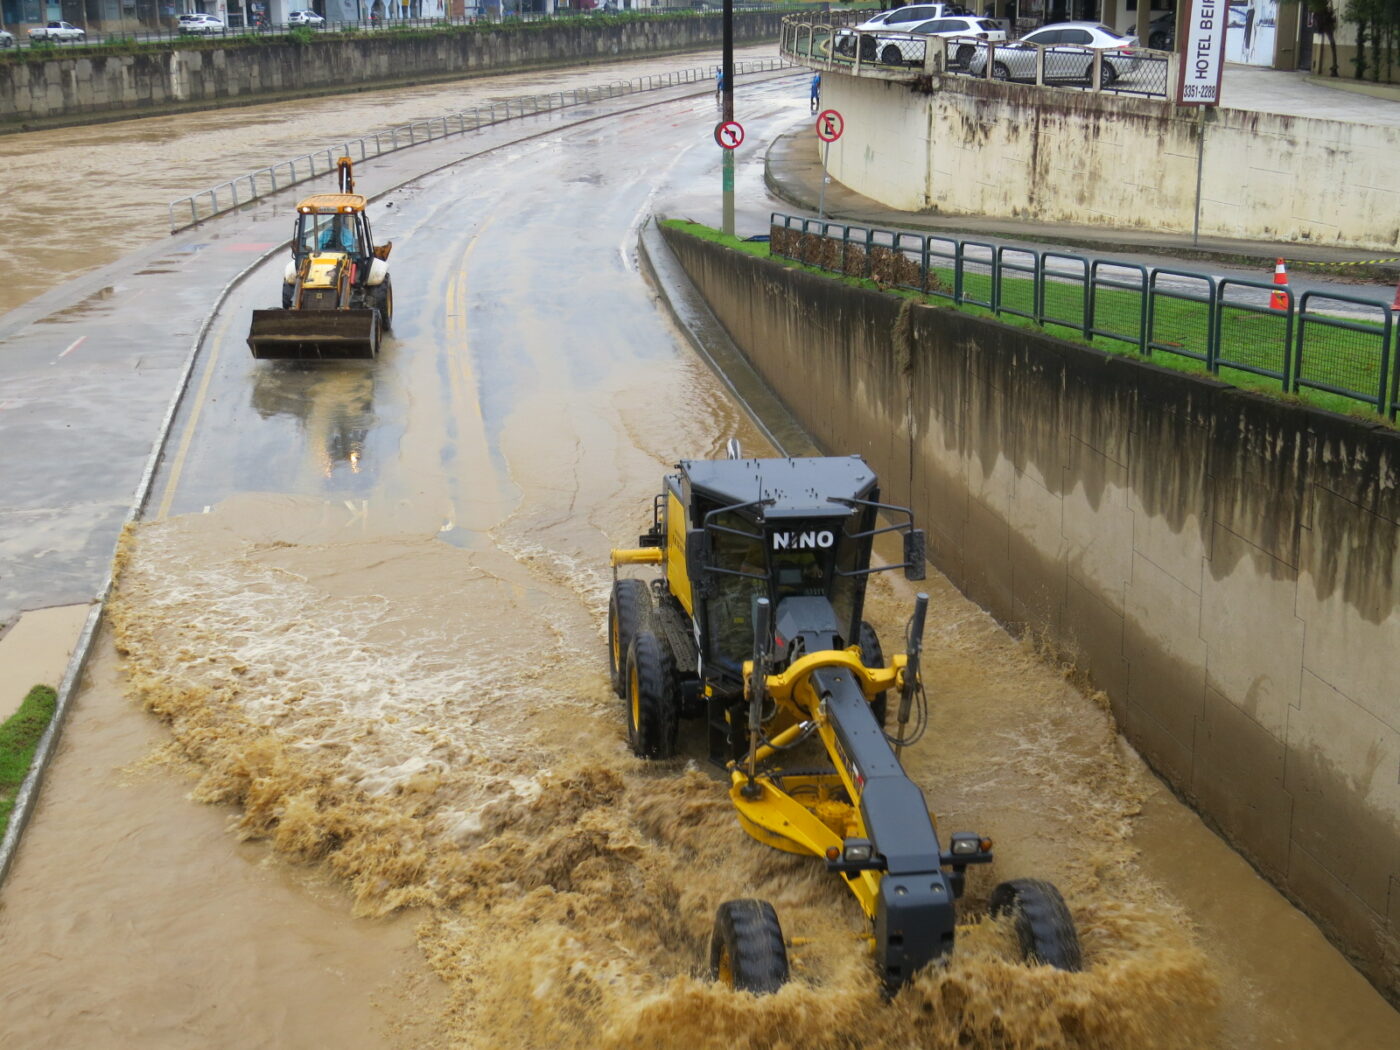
[989,879,1083,972]
[709,899,788,995]
[608,578,653,697]
[281,282,294,309]
[626,629,678,759]
[858,621,889,728]
[370,276,393,332]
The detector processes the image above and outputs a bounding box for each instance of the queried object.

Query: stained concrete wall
[660,224,1400,1001]
[0,15,782,128]
[819,71,1400,252]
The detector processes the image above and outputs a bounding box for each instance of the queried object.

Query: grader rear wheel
[709,899,789,994]
[626,629,678,759]
[608,578,652,696]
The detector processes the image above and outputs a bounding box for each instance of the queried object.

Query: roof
[296,193,367,214]
[680,456,879,520]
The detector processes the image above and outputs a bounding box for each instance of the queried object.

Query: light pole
[720,0,734,236]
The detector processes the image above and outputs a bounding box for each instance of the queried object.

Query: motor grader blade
[246,308,380,360]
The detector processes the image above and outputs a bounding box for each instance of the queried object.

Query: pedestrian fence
[769,213,1400,420]
[167,58,792,233]
[782,16,1173,101]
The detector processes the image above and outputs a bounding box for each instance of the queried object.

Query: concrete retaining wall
[0,15,782,128]
[820,71,1400,252]
[661,224,1400,1001]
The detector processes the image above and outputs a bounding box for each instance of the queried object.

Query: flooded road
[2,53,1399,1049]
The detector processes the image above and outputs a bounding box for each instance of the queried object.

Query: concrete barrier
[0,15,782,129]
[817,70,1400,253]
[660,223,1400,1003]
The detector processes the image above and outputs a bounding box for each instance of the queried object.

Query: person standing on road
[810,73,821,113]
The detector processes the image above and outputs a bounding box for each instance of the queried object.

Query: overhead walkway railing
[769,212,1400,421]
[167,58,793,233]
[781,15,1172,100]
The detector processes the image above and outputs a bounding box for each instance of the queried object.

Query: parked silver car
[967,22,1140,86]
[0,27,14,48]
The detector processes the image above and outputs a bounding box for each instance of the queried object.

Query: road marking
[52,336,86,364]
[153,321,228,521]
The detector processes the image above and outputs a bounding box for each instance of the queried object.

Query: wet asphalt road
[0,65,800,624]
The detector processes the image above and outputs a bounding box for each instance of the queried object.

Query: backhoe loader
[246,157,393,360]
[608,448,1081,994]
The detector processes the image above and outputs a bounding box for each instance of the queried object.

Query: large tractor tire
[625,629,678,759]
[709,899,789,994]
[369,275,394,332]
[989,879,1083,972]
[281,282,295,309]
[608,578,653,697]
[858,621,889,728]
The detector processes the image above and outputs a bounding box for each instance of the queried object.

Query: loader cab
[292,194,373,267]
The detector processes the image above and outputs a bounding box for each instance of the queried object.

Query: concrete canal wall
[661,224,1400,1002]
[819,71,1400,252]
[0,14,782,129]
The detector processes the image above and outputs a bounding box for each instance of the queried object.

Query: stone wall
[0,15,782,128]
[819,70,1400,252]
[660,224,1400,1002]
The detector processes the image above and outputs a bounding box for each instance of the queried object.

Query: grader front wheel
[989,878,1083,971]
[709,899,789,994]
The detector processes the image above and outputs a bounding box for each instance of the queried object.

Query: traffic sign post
[715,121,745,149]
[815,109,844,219]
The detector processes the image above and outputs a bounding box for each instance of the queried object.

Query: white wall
[822,71,1400,251]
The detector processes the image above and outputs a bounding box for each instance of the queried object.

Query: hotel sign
[1176,0,1228,106]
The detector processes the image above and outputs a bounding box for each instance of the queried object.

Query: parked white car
[852,3,970,32]
[178,13,226,33]
[869,15,1009,67]
[0,27,14,48]
[287,10,326,26]
[835,2,972,57]
[28,20,86,42]
[967,22,1140,86]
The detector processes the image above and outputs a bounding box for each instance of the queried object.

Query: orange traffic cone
[1270,258,1290,311]
[1391,278,1400,312]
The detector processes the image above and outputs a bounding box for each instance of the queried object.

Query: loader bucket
[247,308,381,360]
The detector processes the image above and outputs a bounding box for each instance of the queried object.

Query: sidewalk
[765,65,1400,284]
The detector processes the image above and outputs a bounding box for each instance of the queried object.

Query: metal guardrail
[768,212,1400,420]
[781,15,1173,101]
[167,58,791,232]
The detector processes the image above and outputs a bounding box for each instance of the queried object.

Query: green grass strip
[0,685,59,841]
[661,220,1396,427]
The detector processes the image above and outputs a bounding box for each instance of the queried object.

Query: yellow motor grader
[608,449,1081,994]
[246,157,393,360]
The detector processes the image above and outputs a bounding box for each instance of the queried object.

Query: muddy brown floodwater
[2,50,1399,1050]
